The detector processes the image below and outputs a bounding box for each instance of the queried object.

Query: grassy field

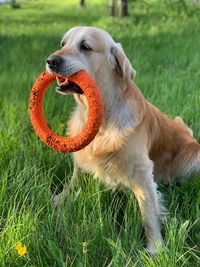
[0,0,200,266]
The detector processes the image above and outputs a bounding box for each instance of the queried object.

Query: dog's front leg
[68,161,80,191]
[131,168,164,255]
[52,162,80,207]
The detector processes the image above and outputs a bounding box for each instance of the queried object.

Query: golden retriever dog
[46,26,200,254]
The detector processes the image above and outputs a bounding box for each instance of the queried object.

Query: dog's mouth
[56,77,83,95]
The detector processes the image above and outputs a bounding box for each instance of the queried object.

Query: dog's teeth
[56,77,61,85]
[56,77,68,86]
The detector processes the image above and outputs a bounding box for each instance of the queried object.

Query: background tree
[79,0,85,7]
[119,0,128,17]
[11,0,20,9]
[109,0,116,16]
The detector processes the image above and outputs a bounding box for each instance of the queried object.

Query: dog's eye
[80,41,92,51]
[60,41,65,48]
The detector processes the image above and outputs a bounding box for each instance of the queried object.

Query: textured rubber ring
[29,70,103,152]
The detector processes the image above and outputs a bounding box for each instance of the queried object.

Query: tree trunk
[119,0,128,17]
[11,0,16,6]
[109,0,116,16]
[79,0,85,7]
[11,0,20,9]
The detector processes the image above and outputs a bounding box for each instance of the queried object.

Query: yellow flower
[59,123,65,129]
[15,242,27,257]
[82,241,88,254]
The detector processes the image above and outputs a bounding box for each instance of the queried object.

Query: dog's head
[46,26,136,95]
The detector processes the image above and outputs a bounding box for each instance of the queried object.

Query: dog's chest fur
[67,98,152,188]
[73,137,150,188]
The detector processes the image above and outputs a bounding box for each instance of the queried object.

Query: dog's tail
[170,142,200,178]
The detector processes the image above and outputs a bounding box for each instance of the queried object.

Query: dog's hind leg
[130,162,164,255]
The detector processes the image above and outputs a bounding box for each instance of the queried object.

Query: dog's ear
[110,43,136,84]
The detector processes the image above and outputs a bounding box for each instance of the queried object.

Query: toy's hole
[43,82,74,136]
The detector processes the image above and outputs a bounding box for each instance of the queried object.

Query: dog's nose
[47,55,63,70]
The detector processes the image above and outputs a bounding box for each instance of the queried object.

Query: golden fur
[47,26,200,254]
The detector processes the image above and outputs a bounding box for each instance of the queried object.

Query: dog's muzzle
[46,55,84,95]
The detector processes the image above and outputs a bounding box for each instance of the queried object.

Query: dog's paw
[146,240,164,256]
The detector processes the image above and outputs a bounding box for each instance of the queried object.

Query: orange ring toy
[29,70,103,153]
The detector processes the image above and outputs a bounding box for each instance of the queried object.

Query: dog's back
[145,102,200,182]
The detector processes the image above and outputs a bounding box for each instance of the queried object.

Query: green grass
[0,0,200,266]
